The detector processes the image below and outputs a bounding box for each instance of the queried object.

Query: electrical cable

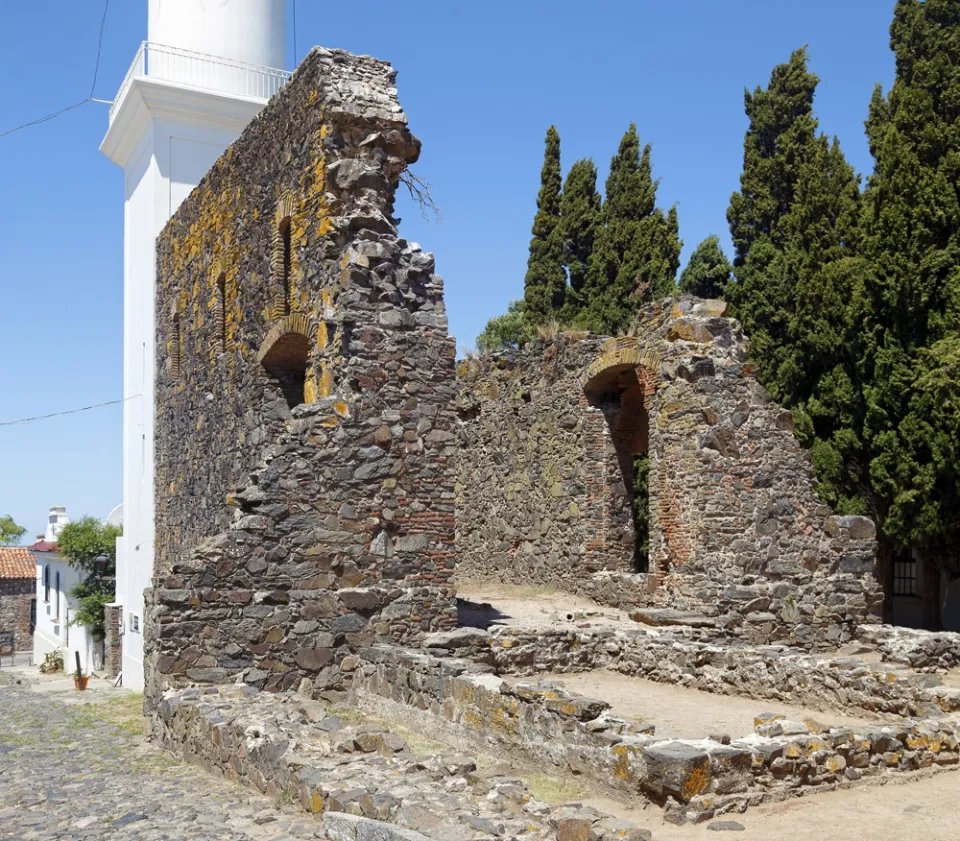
[0,0,110,140]
[0,394,140,428]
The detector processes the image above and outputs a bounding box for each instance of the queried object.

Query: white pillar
[101,1,286,690]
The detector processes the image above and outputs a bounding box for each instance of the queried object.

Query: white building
[101,0,288,690]
[30,507,101,673]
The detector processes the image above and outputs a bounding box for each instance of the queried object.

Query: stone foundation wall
[440,625,960,719]
[149,683,656,840]
[148,47,457,703]
[0,580,34,652]
[354,643,960,825]
[456,299,882,648]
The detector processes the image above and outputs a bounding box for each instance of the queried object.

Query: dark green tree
[726,47,869,515]
[522,126,566,322]
[678,235,732,298]
[579,124,681,333]
[559,158,602,319]
[861,0,960,621]
[726,47,821,391]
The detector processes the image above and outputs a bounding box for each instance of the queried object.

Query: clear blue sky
[0,1,896,541]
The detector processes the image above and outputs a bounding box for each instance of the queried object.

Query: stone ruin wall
[147,47,457,703]
[0,579,34,652]
[456,298,883,649]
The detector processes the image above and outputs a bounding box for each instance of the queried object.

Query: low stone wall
[442,625,960,719]
[149,682,656,841]
[354,644,960,824]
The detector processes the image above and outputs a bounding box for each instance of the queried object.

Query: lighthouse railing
[109,41,291,122]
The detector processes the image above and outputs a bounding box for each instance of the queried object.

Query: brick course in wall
[147,47,457,705]
[456,298,883,649]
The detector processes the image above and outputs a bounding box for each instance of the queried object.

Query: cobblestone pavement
[0,682,324,841]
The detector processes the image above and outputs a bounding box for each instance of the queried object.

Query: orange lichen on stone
[679,758,710,801]
[319,362,334,398]
[317,321,328,349]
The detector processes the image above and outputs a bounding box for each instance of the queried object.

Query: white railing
[109,41,290,122]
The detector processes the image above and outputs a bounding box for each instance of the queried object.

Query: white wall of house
[32,554,100,674]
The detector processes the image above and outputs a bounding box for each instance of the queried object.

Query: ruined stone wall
[456,299,882,648]
[0,580,34,652]
[148,47,457,700]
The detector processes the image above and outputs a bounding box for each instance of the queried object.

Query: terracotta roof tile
[0,548,36,580]
[27,540,57,552]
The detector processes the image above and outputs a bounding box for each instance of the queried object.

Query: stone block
[641,741,711,802]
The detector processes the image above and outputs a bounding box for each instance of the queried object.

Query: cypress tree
[559,158,602,318]
[678,235,732,298]
[862,0,960,606]
[523,126,566,322]
[580,125,681,334]
[726,48,820,394]
[727,47,869,514]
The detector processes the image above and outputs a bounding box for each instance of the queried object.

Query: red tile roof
[0,547,36,580]
[27,540,57,553]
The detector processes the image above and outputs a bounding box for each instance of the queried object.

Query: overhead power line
[0,0,110,140]
[0,394,139,428]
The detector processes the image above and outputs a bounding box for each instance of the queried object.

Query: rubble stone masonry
[0,579,34,653]
[148,47,457,703]
[456,299,883,649]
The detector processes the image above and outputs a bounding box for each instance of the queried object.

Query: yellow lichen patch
[304,376,318,405]
[319,362,334,398]
[679,758,710,801]
[318,321,328,349]
[611,744,634,781]
[318,216,334,237]
[310,790,323,813]
[333,401,349,418]
[320,417,339,428]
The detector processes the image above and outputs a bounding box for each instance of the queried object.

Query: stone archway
[256,314,313,409]
[581,340,659,575]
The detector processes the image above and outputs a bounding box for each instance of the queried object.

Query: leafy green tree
[523,126,566,323]
[476,300,532,354]
[726,47,868,514]
[860,0,960,617]
[57,516,121,642]
[678,235,732,298]
[579,124,681,334]
[559,158,602,318]
[0,515,26,546]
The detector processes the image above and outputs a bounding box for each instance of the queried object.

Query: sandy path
[633,771,960,840]
[517,669,882,739]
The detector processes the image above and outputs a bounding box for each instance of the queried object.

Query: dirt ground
[513,669,881,739]
[456,582,638,631]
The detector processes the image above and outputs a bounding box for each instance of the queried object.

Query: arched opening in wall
[260,332,309,410]
[215,273,227,353]
[278,216,292,317]
[583,364,650,573]
[171,313,182,380]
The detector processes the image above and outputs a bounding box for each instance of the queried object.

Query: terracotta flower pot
[74,675,89,690]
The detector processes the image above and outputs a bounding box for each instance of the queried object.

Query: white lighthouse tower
[101,0,287,690]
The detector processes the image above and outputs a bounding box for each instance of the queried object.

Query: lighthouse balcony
[108,40,290,126]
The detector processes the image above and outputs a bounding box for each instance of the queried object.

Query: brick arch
[271,191,299,320]
[255,313,312,365]
[256,314,314,409]
[580,339,661,577]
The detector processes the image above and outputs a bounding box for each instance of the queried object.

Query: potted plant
[73,651,88,690]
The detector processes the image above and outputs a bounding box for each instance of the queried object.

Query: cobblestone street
[0,680,322,841]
